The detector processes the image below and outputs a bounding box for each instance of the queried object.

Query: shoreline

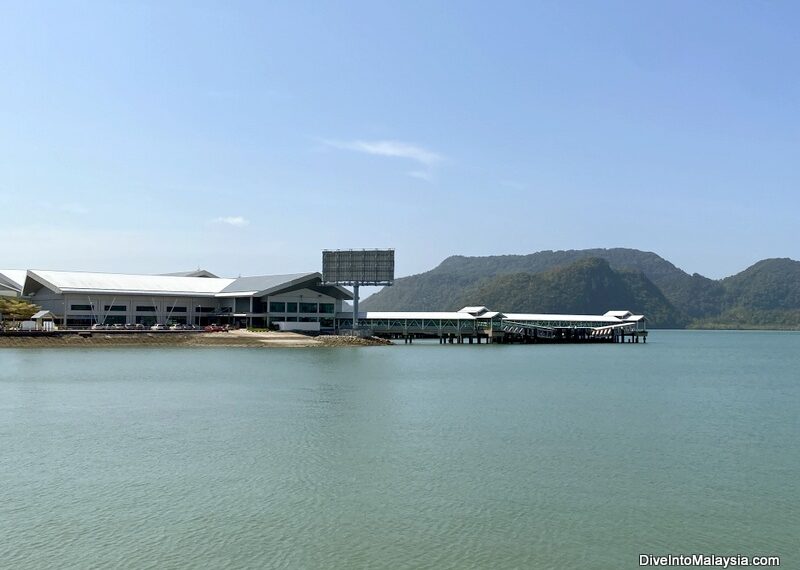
[0,329,392,349]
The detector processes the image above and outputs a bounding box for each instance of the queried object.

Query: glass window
[319,303,335,314]
[136,306,157,312]
[269,302,286,312]
[166,306,187,312]
[299,316,318,322]
[286,302,298,313]
[195,306,215,313]
[70,304,93,311]
[104,305,127,312]
[299,302,317,313]
[320,317,334,327]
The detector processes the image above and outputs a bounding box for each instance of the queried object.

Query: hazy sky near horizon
[1,1,799,281]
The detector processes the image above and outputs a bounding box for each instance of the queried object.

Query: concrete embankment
[0,329,392,348]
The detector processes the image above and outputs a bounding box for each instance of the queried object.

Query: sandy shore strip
[0,329,392,348]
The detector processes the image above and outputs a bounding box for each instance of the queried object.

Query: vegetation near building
[0,297,40,324]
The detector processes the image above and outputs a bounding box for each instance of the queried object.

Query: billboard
[322,249,395,285]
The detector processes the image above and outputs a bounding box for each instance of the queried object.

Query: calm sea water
[1,331,798,569]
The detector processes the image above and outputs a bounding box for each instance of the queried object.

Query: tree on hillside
[0,298,40,328]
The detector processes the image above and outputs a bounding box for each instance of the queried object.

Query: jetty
[337,307,647,344]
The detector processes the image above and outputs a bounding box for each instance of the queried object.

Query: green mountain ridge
[361,249,800,329]
[454,258,685,328]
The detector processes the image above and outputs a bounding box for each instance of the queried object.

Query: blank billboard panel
[322,249,395,285]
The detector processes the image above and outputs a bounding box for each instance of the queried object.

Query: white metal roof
[604,310,633,318]
[342,311,477,320]
[160,269,219,278]
[21,269,352,300]
[31,310,56,319]
[478,311,505,319]
[25,270,235,297]
[624,314,647,321]
[458,306,489,315]
[504,313,622,323]
[219,272,318,295]
[0,270,27,290]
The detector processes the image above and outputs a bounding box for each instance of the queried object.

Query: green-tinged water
[1,331,798,569]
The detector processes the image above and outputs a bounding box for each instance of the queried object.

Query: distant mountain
[454,258,685,328]
[363,248,720,318]
[360,248,800,329]
[722,258,800,310]
[690,258,800,329]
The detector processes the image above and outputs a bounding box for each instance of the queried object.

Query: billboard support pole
[352,284,359,333]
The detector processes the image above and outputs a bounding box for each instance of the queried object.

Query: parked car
[91,324,106,330]
[150,324,167,331]
[203,325,227,333]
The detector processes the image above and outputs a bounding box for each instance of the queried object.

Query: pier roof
[458,306,489,316]
[345,311,477,320]
[503,313,622,323]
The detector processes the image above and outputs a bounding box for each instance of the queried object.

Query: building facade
[20,269,352,330]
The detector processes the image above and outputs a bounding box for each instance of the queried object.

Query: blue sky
[1,1,798,283]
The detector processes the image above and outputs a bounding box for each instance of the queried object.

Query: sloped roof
[0,270,27,291]
[340,311,477,320]
[20,269,353,300]
[604,310,633,318]
[31,310,56,320]
[25,270,234,296]
[160,270,219,278]
[218,272,320,296]
[504,313,622,323]
[478,311,505,319]
[458,306,489,315]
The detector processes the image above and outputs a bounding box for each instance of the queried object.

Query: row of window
[268,302,334,314]
[70,305,216,313]
[69,302,336,314]
[267,317,335,326]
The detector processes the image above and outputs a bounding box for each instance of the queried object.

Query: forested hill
[691,258,800,329]
[361,249,800,329]
[362,248,718,317]
[454,258,685,328]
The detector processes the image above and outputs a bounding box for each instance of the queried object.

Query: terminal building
[10,269,352,330]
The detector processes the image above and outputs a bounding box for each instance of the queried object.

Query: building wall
[28,291,222,327]
[265,288,343,328]
[26,285,347,329]
[0,285,19,297]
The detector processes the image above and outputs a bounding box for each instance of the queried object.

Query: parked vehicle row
[88,323,207,331]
